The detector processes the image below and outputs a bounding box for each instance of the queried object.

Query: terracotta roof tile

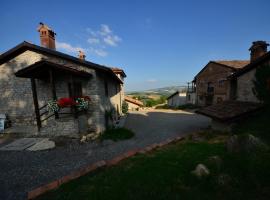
[111,67,127,77]
[125,96,144,106]
[214,60,250,69]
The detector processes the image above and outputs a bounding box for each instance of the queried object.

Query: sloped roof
[196,101,262,122]
[111,67,127,77]
[213,60,250,69]
[230,51,270,78]
[167,91,179,100]
[194,60,249,79]
[0,41,123,83]
[14,60,93,79]
[125,96,144,106]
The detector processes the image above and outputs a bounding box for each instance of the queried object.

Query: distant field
[127,94,162,100]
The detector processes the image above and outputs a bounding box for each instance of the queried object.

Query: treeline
[130,95,166,107]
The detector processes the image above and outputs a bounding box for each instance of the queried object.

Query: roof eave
[0,41,123,84]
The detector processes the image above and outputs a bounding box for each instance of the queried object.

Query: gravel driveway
[0,109,210,200]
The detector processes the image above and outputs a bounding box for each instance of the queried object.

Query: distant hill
[127,85,187,97]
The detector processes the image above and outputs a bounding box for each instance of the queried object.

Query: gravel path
[0,109,210,200]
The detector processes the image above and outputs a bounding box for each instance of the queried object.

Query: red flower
[57,98,77,108]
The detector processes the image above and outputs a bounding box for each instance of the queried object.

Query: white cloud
[86,24,122,47]
[103,35,121,46]
[146,79,158,83]
[89,47,108,57]
[100,24,112,35]
[87,37,100,44]
[56,41,85,53]
[56,24,121,58]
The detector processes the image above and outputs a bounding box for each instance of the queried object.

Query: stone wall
[236,69,258,102]
[196,62,233,106]
[0,50,43,125]
[127,101,140,111]
[40,117,79,137]
[0,49,122,136]
[236,60,270,103]
[95,72,122,133]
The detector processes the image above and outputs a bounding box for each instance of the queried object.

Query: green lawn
[37,109,270,200]
[232,107,270,144]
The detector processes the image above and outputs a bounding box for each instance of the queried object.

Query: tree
[253,64,270,105]
[122,101,129,114]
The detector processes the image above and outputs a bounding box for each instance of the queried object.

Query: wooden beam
[69,74,78,119]
[49,69,59,119]
[31,78,41,131]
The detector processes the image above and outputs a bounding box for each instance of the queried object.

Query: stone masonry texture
[0,49,123,136]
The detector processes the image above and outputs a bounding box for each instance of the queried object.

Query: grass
[232,106,270,144]
[37,138,270,200]
[177,104,201,110]
[99,128,135,141]
[36,109,270,200]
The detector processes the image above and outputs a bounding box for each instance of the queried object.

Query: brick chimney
[249,41,269,62]
[78,50,86,60]
[37,22,56,50]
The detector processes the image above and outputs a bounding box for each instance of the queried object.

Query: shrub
[122,101,129,114]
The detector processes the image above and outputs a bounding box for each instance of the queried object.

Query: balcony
[207,87,214,94]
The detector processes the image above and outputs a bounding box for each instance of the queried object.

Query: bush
[155,104,170,109]
[122,101,128,114]
[177,104,200,110]
[144,96,166,107]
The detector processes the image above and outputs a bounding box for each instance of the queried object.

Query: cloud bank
[56,24,121,57]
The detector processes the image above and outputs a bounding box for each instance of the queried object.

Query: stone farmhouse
[194,41,269,106]
[167,91,186,107]
[0,23,126,137]
[194,60,249,106]
[197,41,269,131]
[229,41,270,102]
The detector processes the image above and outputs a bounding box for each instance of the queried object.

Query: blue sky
[1,0,270,91]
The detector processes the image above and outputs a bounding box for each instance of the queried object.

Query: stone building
[197,41,269,131]
[0,23,126,137]
[111,67,126,114]
[167,91,186,107]
[229,41,270,102]
[124,96,143,111]
[194,60,249,106]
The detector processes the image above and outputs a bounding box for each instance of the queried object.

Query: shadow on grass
[36,138,270,200]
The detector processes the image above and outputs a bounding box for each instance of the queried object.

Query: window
[207,82,214,93]
[73,82,82,97]
[218,80,225,88]
[68,82,82,97]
